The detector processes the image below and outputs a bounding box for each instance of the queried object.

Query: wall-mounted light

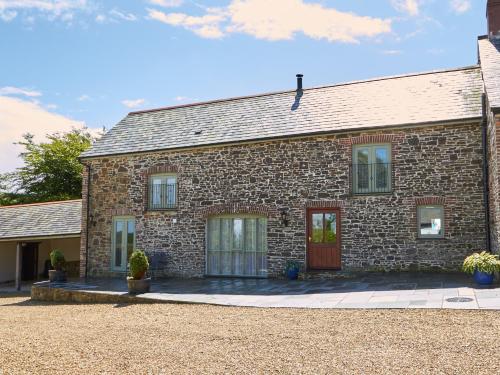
[280,208,290,227]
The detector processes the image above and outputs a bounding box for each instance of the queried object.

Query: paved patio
[31,273,500,309]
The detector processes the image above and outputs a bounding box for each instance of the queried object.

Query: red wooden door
[307,208,341,270]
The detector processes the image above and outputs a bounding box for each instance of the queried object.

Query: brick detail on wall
[338,134,403,146]
[306,200,347,208]
[414,197,446,206]
[147,164,179,175]
[198,203,273,218]
[109,208,139,217]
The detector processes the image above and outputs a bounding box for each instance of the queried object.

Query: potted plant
[48,249,67,282]
[284,260,300,280]
[463,251,500,286]
[127,250,151,294]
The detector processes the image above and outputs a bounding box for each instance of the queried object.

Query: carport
[0,200,81,290]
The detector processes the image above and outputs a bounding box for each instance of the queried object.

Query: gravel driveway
[0,297,499,374]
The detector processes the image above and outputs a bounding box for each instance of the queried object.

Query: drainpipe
[482,93,492,251]
[85,163,91,278]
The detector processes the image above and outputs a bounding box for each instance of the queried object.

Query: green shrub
[463,251,500,274]
[49,249,65,271]
[129,250,149,280]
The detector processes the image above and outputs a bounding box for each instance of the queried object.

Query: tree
[0,128,98,205]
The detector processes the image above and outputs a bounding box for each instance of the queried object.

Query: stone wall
[81,122,487,278]
[486,101,500,254]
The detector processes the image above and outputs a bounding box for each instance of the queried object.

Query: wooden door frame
[306,208,342,271]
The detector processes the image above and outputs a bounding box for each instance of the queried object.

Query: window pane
[126,220,135,261]
[166,177,176,207]
[257,218,267,252]
[233,219,243,250]
[312,213,324,243]
[375,163,389,189]
[207,218,220,251]
[245,219,257,252]
[220,219,231,250]
[324,213,337,243]
[114,221,124,267]
[356,164,369,190]
[419,207,443,237]
[375,147,389,163]
[151,178,162,207]
[356,148,369,164]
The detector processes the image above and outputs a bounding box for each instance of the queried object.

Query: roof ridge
[0,199,82,209]
[129,65,481,116]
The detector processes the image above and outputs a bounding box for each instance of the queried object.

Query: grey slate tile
[81,67,483,159]
[0,200,81,240]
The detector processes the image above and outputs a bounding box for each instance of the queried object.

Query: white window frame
[417,205,445,239]
[111,216,136,272]
[352,143,392,194]
[205,214,268,277]
[149,173,177,210]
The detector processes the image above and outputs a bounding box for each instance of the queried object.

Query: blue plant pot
[286,269,299,280]
[473,270,495,286]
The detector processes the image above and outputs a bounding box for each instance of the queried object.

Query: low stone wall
[31,282,162,304]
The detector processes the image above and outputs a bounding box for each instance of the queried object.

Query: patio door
[111,217,135,272]
[307,208,341,270]
[206,215,267,277]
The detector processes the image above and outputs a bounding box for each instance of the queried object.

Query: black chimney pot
[296,74,303,91]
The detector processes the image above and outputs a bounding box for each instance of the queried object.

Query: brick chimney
[487,0,500,39]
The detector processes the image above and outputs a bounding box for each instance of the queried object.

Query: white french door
[111,217,135,272]
[206,215,267,277]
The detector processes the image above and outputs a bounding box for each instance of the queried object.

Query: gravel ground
[0,297,499,374]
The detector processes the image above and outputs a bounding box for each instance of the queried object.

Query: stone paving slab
[30,273,500,310]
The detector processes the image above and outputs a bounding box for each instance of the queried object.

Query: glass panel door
[207,216,267,277]
[112,217,135,271]
[374,146,390,191]
[354,147,370,194]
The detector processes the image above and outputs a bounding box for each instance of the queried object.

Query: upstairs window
[417,205,444,239]
[352,144,392,194]
[149,174,177,210]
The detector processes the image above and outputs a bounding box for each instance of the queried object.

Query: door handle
[308,236,312,242]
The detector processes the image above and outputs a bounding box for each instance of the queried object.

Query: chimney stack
[487,0,500,39]
[296,74,303,91]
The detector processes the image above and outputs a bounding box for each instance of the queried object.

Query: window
[149,174,177,209]
[206,215,267,277]
[352,144,391,194]
[112,217,135,271]
[417,206,444,239]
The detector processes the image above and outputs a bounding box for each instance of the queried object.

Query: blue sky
[0,0,488,172]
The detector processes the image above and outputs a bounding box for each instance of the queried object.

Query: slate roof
[0,200,81,240]
[82,66,483,159]
[478,36,500,110]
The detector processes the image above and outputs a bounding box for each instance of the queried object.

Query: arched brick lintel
[415,197,447,206]
[305,200,347,208]
[199,203,273,218]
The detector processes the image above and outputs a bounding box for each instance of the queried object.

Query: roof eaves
[79,116,483,161]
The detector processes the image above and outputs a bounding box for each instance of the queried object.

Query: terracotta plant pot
[127,277,151,294]
[48,270,67,282]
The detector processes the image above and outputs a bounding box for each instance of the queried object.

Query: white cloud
[450,0,470,14]
[0,95,86,173]
[0,86,42,97]
[109,8,137,22]
[122,98,146,108]
[381,49,403,55]
[0,0,89,22]
[148,0,183,7]
[77,94,90,101]
[391,0,420,16]
[148,0,392,43]
[174,96,188,101]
